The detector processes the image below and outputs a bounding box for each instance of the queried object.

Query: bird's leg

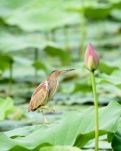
[49,107,56,113]
[41,109,49,124]
[41,106,55,113]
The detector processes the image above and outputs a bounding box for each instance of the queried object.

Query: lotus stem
[8,62,13,96]
[90,70,99,151]
[63,25,69,52]
[34,48,39,82]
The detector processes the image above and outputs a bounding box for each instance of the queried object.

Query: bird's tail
[28,102,32,112]
[28,101,37,112]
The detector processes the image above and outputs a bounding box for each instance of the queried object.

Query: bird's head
[48,69,75,79]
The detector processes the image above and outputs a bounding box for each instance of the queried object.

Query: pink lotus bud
[84,43,99,71]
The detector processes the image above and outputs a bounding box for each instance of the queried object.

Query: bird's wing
[48,80,59,100]
[28,80,49,111]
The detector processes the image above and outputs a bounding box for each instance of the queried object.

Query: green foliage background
[0,0,121,150]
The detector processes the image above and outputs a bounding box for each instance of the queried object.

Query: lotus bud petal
[84,43,99,71]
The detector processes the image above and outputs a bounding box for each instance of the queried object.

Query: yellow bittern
[28,69,74,123]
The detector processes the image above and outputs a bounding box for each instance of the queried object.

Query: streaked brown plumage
[28,69,74,112]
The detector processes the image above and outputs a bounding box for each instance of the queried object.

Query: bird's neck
[47,75,58,99]
[48,75,57,85]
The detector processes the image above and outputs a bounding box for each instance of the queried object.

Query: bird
[28,69,74,123]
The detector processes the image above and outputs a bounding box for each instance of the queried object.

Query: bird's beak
[61,69,75,74]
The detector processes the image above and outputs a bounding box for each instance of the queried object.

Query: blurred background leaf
[0,97,14,120]
[0,0,121,150]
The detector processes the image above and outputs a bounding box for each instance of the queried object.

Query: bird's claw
[43,118,49,124]
[49,108,55,113]
[40,106,56,113]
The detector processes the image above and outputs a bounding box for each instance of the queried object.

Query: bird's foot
[41,106,56,113]
[43,117,49,124]
[48,108,56,113]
